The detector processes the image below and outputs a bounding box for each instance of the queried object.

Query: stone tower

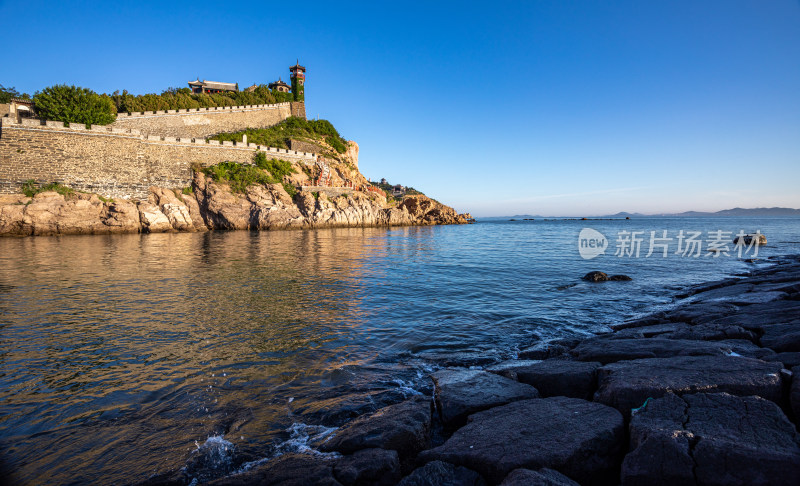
[290,61,305,102]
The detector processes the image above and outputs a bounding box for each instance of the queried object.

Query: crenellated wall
[108,101,303,138]
[0,117,316,200]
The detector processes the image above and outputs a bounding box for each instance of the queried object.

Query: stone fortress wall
[0,102,314,199]
[109,102,301,138]
[0,102,315,200]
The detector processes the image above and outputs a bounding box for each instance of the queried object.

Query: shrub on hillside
[202,154,298,195]
[33,85,117,126]
[211,117,348,154]
[202,162,276,194]
[254,153,297,180]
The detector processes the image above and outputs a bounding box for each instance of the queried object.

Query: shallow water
[1,217,798,484]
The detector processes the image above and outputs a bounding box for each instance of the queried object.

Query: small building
[4,98,35,122]
[244,84,258,92]
[187,79,239,94]
[268,78,290,93]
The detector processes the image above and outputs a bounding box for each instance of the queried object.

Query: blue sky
[3,0,799,216]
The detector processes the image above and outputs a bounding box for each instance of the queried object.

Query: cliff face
[0,173,471,237]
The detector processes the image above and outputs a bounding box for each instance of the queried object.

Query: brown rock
[137,202,173,233]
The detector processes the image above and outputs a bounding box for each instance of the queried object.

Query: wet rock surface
[622,392,800,486]
[397,460,486,486]
[594,355,784,414]
[419,397,624,485]
[571,337,733,364]
[431,369,539,428]
[512,360,601,399]
[319,396,431,459]
[500,468,580,486]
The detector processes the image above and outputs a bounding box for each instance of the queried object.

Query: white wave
[233,423,340,476]
[392,378,424,396]
[190,434,236,469]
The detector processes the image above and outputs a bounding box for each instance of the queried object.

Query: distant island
[489,207,800,220]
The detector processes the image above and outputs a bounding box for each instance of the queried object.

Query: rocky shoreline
[168,254,800,486]
[0,173,472,237]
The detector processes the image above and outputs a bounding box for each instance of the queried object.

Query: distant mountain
[485,207,800,220]
[652,207,800,217]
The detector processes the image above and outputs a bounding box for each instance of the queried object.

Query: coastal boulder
[333,448,401,486]
[594,355,784,415]
[518,342,571,360]
[431,369,539,428]
[622,392,800,486]
[319,396,431,459]
[101,200,141,233]
[734,233,767,246]
[149,187,195,231]
[485,359,543,380]
[207,452,339,486]
[500,468,580,486]
[397,461,486,486]
[571,337,733,364]
[701,300,800,331]
[583,271,608,282]
[418,397,624,485]
[760,323,800,353]
[137,202,173,233]
[513,360,601,399]
[792,366,800,422]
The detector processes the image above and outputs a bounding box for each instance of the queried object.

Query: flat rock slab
[662,322,756,342]
[622,392,800,486]
[793,366,800,422]
[704,300,800,331]
[485,359,543,380]
[571,337,733,364]
[209,449,400,486]
[500,468,580,485]
[418,397,624,485]
[765,351,800,369]
[431,369,539,428]
[512,360,601,399]
[397,460,486,486]
[760,322,800,352]
[320,396,431,459]
[665,302,740,324]
[613,322,691,339]
[332,448,401,486]
[208,452,341,486]
[594,355,784,414]
[518,342,572,360]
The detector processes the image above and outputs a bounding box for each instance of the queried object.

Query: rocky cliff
[0,172,471,237]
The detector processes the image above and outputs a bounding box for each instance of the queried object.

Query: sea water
[1,217,798,484]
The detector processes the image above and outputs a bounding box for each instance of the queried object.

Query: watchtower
[290,61,305,102]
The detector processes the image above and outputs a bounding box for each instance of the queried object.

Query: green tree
[33,85,117,126]
[0,84,25,103]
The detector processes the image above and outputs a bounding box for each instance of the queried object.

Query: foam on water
[182,434,237,483]
[234,422,340,475]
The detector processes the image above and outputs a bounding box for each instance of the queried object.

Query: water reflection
[0,219,797,484]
